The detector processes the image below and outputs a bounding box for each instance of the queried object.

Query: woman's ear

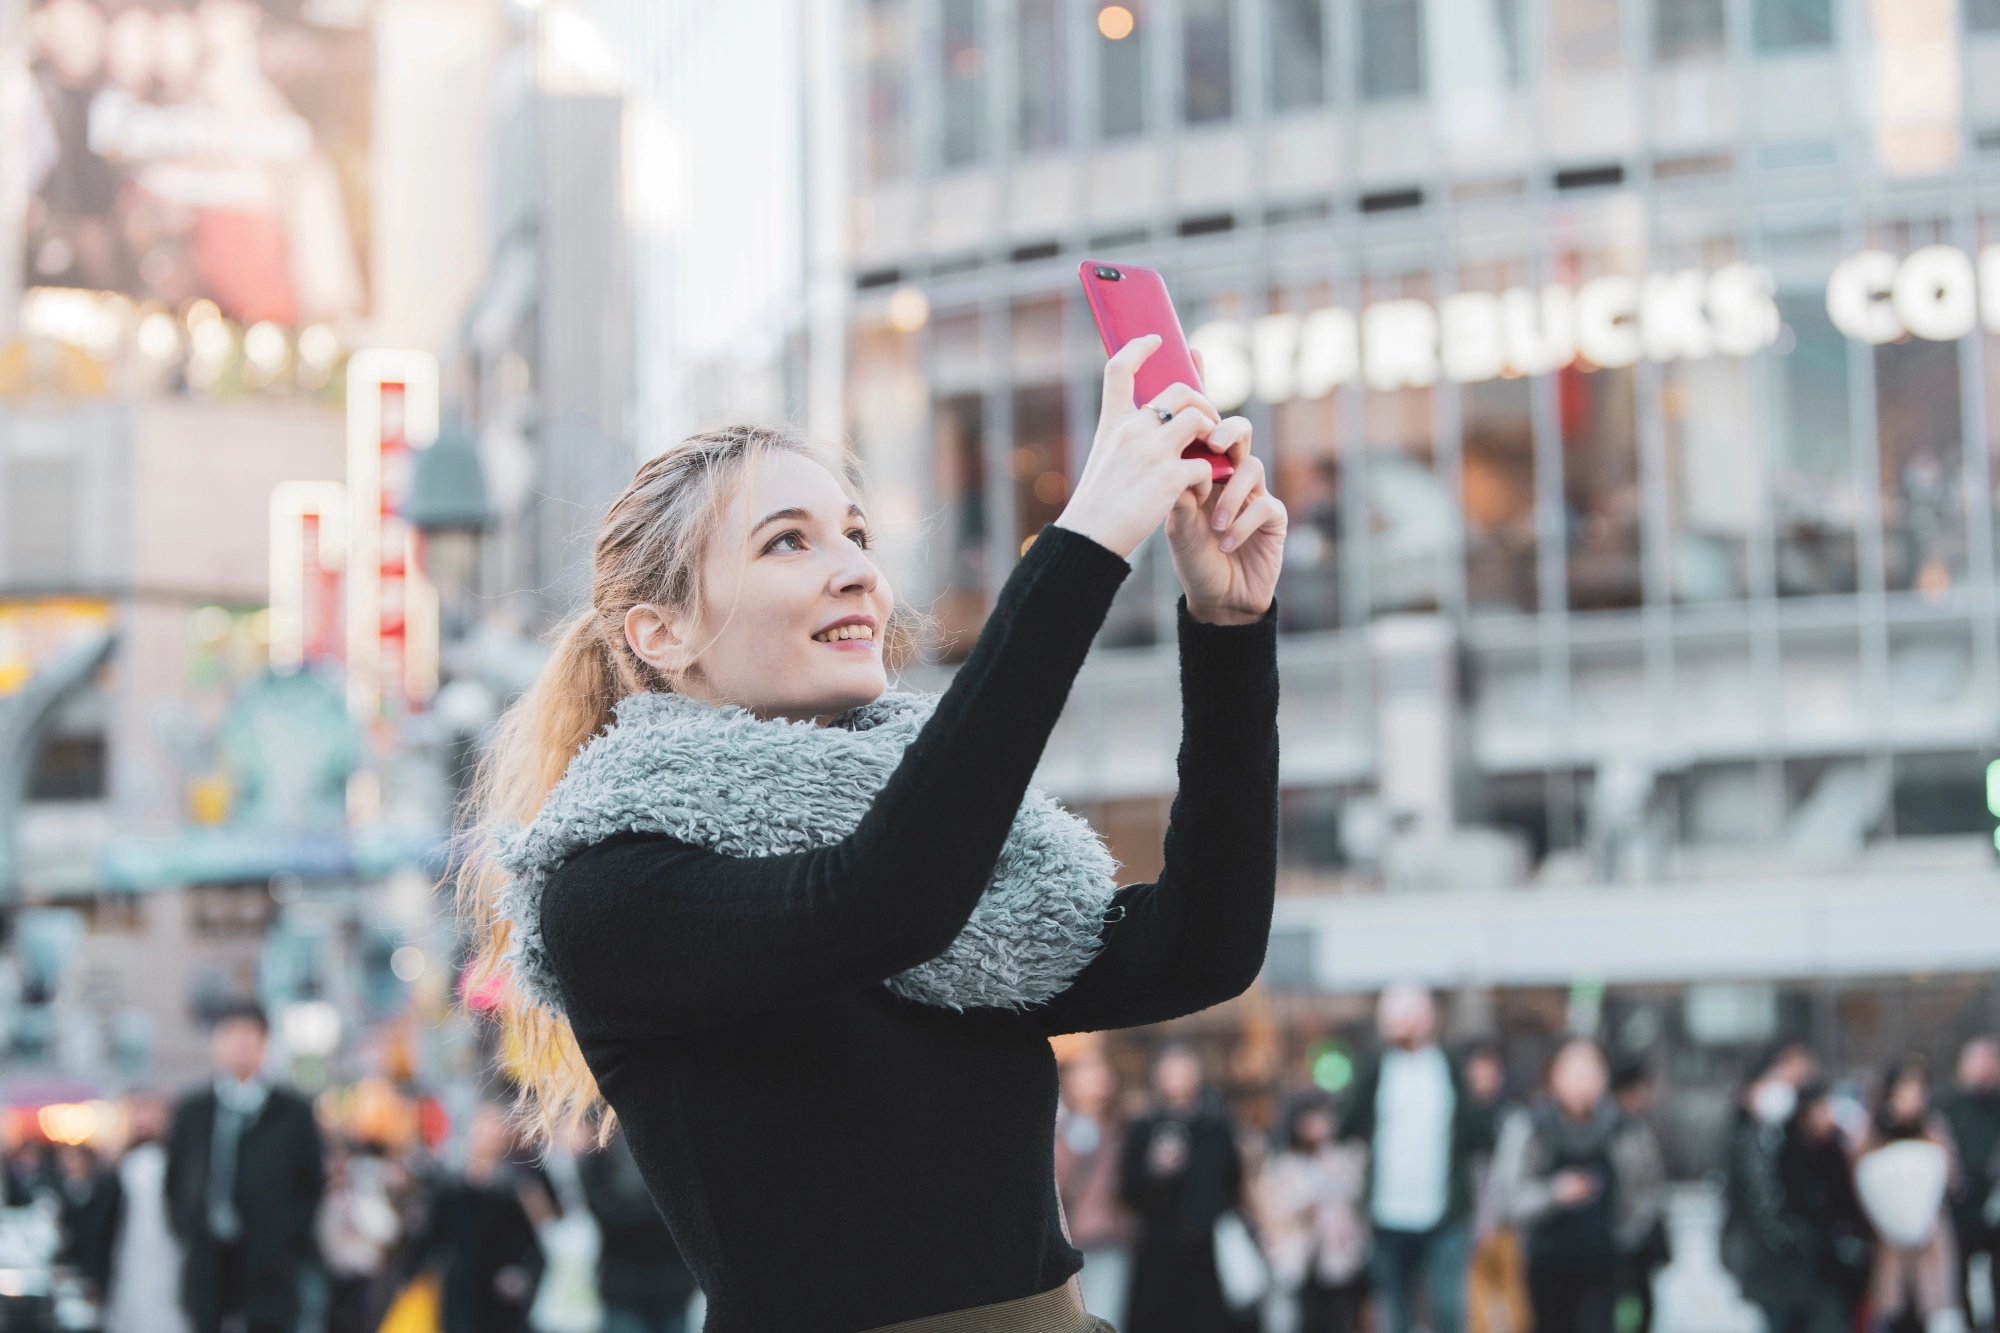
[625,603,695,678]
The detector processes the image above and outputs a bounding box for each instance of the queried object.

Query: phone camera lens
[1093,266,1123,281]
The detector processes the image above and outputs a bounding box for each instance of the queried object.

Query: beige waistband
[861,1280,1110,1333]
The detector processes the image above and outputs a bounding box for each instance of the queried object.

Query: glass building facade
[842,0,2000,898]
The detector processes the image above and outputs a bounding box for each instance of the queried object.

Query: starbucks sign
[1187,263,1782,411]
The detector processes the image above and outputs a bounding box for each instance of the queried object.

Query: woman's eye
[847,528,871,549]
[765,530,805,553]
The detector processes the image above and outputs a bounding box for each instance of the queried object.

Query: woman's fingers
[1176,458,1219,496]
[1208,451,1265,531]
[1219,492,1287,553]
[1100,335,1162,423]
[1153,405,1221,455]
[1208,416,1254,463]
[1145,381,1222,426]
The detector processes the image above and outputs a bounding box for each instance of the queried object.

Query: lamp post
[402,422,493,641]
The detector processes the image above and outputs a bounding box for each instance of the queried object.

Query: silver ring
[1153,406,1175,424]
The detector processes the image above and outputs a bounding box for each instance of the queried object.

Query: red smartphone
[1077,260,1233,480]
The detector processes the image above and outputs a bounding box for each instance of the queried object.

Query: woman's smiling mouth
[812,617,877,646]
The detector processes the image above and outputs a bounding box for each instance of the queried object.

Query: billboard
[18,0,370,330]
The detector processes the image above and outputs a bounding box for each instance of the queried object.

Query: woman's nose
[828,543,880,595]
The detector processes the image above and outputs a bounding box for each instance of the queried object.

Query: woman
[1055,1050,1135,1329]
[1856,1058,1963,1333]
[1496,1039,1665,1333]
[1262,1091,1370,1333]
[463,335,1287,1332]
[1119,1044,1258,1333]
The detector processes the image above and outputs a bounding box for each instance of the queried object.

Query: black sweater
[539,526,1280,1332]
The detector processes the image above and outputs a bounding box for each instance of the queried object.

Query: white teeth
[814,624,876,642]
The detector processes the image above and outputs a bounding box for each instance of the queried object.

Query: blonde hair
[456,425,919,1141]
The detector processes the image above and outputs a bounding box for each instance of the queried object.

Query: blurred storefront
[844,0,2000,1111]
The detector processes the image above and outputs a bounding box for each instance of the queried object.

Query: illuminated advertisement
[18,0,369,331]
[0,599,115,694]
[345,350,439,723]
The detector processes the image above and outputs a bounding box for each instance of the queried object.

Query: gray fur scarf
[493,690,1121,1016]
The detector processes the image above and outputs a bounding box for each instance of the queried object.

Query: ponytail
[456,610,632,1140]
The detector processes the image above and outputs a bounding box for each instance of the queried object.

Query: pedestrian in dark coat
[579,1129,696,1333]
[1940,1038,2000,1329]
[1120,1043,1257,1333]
[417,1103,546,1333]
[1720,1046,1848,1333]
[1779,1083,1874,1325]
[1496,1039,1665,1333]
[163,1001,325,1333]
[56,1144,119,1296]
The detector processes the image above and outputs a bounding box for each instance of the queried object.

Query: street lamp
[402,422,493,638]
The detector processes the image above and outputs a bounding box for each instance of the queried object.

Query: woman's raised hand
[1164,413,1287,626]
[1052,335,1222,559]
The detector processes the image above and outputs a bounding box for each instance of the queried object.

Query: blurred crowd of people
[10,999,697,1333]
[1719,1037,2000,1333]
[1056,986,2000,1333]
[7,988,1998,1333]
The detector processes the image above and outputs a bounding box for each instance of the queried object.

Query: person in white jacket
[1263,1092,1371,1333]
[105,1094,189,1333]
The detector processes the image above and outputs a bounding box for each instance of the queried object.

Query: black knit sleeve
[1031,598,1279,1035]
[539,526,1129,1040]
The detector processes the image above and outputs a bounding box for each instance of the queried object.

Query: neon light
[268,481,347,675]
[345,350,439,722]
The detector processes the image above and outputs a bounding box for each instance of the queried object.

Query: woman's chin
[798,667,888,719]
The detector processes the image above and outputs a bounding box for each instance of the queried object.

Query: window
[1011,385,1069,546]
[1550,0,1622,72]
[29,734,105,801]
[1987,219,2000,585]
[1280,787,1347,868]
[1664,357,1752,602]
[1773,291,1857,596]
[1273,394,1344,631]
[1892,752,1989,835]
[863,0,912,181]
[1183,0,1234,123]
[1655,0,1727,61]
[1361,275,1447,614]
[1017,0,1068,151]
[1754,0,1834,52]
[1097,2,1146,137]
[1269,284,1343,631]
[1876,338,1965,595]
[8,456,75,586]
[1561,363,1642,610]
[1010,298,1069,550]
[1268,0,1326,111]
[1360,0,1424,100]
[938,0,985,168]
[1462,377,1538,613]
[931,393,987,658]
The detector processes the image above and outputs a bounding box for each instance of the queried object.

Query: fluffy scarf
[494,690,1121,1016]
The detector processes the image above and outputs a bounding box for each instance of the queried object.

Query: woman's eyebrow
[751,504,867,534]
[750,506,811,534]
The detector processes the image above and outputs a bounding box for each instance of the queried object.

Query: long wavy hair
[455,425,921,1141]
